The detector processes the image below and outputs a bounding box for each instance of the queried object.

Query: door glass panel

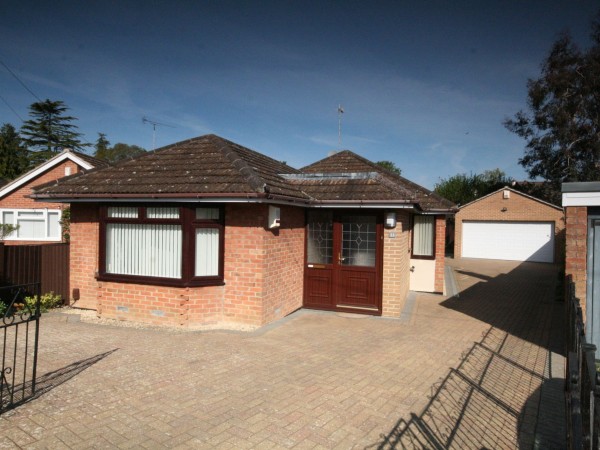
[307,211,333,264]
[342,215,376,267]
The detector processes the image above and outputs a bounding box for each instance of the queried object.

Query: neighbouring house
[562,182,600,349]
[454,186,564,264]
[0,149,108,245]
[30,134,456,328]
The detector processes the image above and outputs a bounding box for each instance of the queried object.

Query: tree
[0,123,29,180]
[94,142,146,163]
[20,99,88,166]
[376,160,401,175]
[504,16,600,204]
[94,133,110,157]
[434,169,513,206]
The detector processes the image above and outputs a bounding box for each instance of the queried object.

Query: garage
[462,221,554,263]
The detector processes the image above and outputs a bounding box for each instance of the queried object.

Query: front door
[304,210,382,314]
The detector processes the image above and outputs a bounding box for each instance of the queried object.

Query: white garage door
[462,221,554,263]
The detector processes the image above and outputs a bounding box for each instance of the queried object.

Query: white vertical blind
[108,207,138,218]
[195,228,219,276]
[106,224,182,278]
[413,215,434,256]
[147,207,180,219]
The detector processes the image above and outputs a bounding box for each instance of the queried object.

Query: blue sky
[0,1,598,189]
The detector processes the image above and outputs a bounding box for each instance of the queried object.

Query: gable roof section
[0,149,108,199]
[459,186,563,211]
[301,151,456,212]
[32,135,309,201]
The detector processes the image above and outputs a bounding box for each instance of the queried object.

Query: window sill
[96,274,225,288]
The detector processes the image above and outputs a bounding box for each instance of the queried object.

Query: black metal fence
[0,282,41,413]
[566,275,600,449]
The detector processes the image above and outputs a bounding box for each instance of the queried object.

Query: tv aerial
[142,116,175,150]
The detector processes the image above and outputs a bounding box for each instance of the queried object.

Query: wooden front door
[304,210,382,314]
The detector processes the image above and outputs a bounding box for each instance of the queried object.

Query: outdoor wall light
[501,207,508,212]
[385,212,397,228]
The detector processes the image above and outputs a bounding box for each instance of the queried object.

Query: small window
[196,208,220,220]
[412,215,435,258]
[107,207,138,218]
[147,207,180,219]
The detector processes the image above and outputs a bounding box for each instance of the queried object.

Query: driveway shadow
[367,260,566,449]
[442,261,562,354]
[1,349,118,414]
[368,327,564,449]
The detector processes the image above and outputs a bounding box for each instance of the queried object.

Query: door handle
[410,266,415,272]
[338,252,346,263]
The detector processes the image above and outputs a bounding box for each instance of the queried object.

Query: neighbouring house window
[0,209,62,241]
[412,215,435,258]
[99,205,224,286]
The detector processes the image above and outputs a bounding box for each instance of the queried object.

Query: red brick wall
[565,206,588,314]
[69,203,305,328]
[435,215,446,293]
[382,210,410,317]
[454,189,565,262]
[263,206,305,324]
[0,160,81,245]
[69,203,100,309]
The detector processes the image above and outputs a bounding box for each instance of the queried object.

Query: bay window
[99,205,224,286]
[0,209,62,241]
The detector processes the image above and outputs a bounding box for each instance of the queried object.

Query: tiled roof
[32,135,456,212]
[32,135,308,200]
[301,151,456,211]
[70,150,111,169]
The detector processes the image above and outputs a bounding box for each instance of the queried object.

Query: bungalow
[0,149,108,244]
[31,135,456,328]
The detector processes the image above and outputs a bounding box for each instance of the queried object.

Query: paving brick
[0,258,565,448]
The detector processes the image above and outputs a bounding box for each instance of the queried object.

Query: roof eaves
[459,186,562,211]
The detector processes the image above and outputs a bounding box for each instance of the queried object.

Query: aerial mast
[142,116,175,150]
[337,104,344,150]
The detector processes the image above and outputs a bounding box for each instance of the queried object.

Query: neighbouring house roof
[459,186,563,212]
[31,135,457,212]
[0,149,109,199]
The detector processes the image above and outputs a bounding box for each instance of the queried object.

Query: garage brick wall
[565,206,588,315]
[454,189,564,263]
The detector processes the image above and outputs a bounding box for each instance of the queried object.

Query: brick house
[562,182,600,348]
[454,186,564,263]
[0,149,108,245]
[31,135,456,328]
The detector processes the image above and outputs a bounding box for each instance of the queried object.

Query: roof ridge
[211,136,267,193]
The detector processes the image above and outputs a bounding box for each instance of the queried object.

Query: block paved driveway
[0,259,565,449]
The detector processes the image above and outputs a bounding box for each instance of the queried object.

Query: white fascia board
[0,151,95,199]
[562,191,600,207]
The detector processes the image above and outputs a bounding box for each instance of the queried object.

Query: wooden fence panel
[0,243,69,303]
[40,244,70,302]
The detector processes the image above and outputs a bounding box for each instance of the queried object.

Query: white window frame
[0,208,62,242]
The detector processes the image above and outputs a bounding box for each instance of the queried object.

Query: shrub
[24,292,63,313]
